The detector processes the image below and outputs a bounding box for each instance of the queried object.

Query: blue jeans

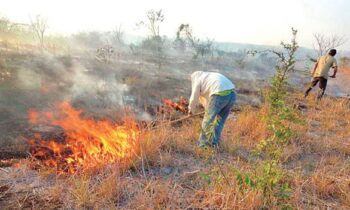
[199,92,236,147]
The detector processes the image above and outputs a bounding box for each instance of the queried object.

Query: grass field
[1,92,349,209]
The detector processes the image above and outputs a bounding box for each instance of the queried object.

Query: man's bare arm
[311,62,318,77]
[330,66,338,78]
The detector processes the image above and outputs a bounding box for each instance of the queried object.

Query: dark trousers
[304,77,328,99]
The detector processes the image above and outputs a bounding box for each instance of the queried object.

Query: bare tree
[109,25,125,58]
[0,17,11,33]
[176,24,213,59]
[111,25,124,46]
[30,15,48,48]
[137,10,164,38]
[137,10,165,69]
[313,33,347,57]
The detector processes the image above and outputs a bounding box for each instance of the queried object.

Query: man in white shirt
[188,71,236,147]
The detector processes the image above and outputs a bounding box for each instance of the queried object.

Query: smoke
[1,29,348,148]
[65,60,129,112]
[3,51,133,122]
[16,67,42,90]
[0,49,157,146]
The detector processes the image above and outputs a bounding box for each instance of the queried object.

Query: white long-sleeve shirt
[188,71,235,113]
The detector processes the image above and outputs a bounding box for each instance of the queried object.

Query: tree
[30,15,48,48]
[313,33,347,57]
[176,24,213,59]
[137,10,165,68]
[111,25,124,46]
[173,31,187,52]
[0,17,12,33]
[109,25,125,58]
[255,28,299,208]
[137,10,164,53]
[137,10,164,38]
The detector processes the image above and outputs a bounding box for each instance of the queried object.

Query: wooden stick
[146,107,241,130]
[0,168,9,173]
[150,111,205,130]
[167,112,205,124]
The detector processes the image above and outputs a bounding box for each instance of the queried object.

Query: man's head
[329,49,337,56]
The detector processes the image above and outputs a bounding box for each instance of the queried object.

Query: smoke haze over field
[1,0,350,50]
[1,2,350,209]
[0,1,349,148]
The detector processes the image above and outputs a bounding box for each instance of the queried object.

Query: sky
[1,0,349,50]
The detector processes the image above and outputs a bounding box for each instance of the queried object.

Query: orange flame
[162,97,188,113]
[28,102,139,173]
[28,109,39,124]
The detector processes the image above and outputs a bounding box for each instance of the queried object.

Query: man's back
[189,71,235,111]
[191,71,234,96]
[199,72,235,96]
[314,55,337,79]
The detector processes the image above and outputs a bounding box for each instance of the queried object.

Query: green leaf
[199,172,211,184]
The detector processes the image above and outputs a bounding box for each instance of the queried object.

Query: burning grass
[27,102,140,174]
[0,92,349,209]
[162,96,188,114]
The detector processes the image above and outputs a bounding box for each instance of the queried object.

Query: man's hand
[188,110,193,116]
[330,66,337,78]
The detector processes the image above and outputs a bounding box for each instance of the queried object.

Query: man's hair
[329,49,337,56]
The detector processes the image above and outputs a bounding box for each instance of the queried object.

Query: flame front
[28,102,139,173]
[162,97,188,113]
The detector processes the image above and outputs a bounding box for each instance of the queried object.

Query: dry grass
[288,93,350,209]
[223,105,269,149]
[1,92,350,209]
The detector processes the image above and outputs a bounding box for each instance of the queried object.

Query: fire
[28,102,139,173]
[162,96,188,114]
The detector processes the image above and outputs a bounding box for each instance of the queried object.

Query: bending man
[304,49,338,99]
[188,71,236,147]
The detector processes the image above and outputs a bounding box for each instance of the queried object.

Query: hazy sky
[1,0,349,49]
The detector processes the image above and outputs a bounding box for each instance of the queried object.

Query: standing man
[188,71,236,147]
[304,49,338,99]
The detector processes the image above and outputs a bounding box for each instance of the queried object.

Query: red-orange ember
[162,97,188,113]
[28,102,140,173]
